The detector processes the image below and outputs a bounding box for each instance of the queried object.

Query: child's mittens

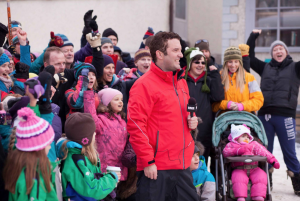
[81,68,89,77]
[269,157,280,169]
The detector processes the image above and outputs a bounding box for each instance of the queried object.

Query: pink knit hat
[16,107,54,151]
[98,87,122,106]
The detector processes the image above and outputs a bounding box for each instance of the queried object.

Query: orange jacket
[213,71,264,112]
[127,62,194,171]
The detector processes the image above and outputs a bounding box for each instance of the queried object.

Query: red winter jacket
[127,62,194,171]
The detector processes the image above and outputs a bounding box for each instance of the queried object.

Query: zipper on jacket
[172,76,185,169]
[154,131,159,158]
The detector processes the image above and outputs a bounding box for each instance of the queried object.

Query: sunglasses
[193,61,206,65]
[195,39,209,45]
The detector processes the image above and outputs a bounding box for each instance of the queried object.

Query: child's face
[190,153,200,171]
[110,94,123,113]
[238,133,250,144]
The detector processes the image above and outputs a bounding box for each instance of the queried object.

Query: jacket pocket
[154,131,159,158]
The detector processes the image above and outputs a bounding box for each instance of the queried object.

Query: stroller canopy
[212,111,267,147]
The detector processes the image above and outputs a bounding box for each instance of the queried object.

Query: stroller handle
[225,155,267,163]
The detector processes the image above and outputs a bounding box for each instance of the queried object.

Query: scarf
[0,76,12,91]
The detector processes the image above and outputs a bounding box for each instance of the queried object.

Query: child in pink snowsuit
[84,88,128,181]
[223,124,280,201]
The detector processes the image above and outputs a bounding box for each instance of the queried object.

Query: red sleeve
[127,83,155,168]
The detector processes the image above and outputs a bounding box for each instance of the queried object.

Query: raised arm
[246,30,266,76]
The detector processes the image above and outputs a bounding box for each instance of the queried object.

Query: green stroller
[212,111,272,201]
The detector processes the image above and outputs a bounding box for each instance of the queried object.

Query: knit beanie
[223,46,243,67]
[65,112,96,146]
[55,34,73,47]
[143,27,154,40]
[194,141,205,156]
[98,88,122,106]
[73,61,97,80]
[228,124,254,144]
[8,96,30,122]
[184,47,210,93]
[15,107,54,151]
[102,28,118,41]
[4,49,12,58]
[101,37,113,46]
[2,96,16,112]
[194,39,210,52]
[114,46,122,54]
[0,52,10,66]
[14,62,30,79]
[103,54,114,67]
[134,48,151,62]
[270,40,289,57]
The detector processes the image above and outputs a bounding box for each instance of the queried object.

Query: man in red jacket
[127,32,199,201]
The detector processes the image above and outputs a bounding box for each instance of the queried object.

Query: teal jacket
[57,139,118,200]
[191,156,215,201]
[8,167,58,201]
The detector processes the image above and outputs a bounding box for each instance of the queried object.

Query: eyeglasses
[193,61,206,65]
[195,39,209,45]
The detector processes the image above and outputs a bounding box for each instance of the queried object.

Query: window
[175,0,186,20]
[246,0,300,51]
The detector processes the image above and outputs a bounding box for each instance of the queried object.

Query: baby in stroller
[223,124,280,201]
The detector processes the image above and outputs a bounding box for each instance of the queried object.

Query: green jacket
[61,146,118,200]
[9,168,58,201]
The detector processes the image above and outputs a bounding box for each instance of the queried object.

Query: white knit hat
[228,124,253,144]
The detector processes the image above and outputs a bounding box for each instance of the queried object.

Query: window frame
[245,0,300,52]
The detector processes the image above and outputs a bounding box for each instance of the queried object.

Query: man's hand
[252,29,262,34]
[17,30,27,46]
[188,115,198,130]
[144,164,157,180]
[50,86,56,100]
[209,65,217,71]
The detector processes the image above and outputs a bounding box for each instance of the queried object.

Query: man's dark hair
[145,35,154,47]
[44,46,63,64]
[149,32,181,62]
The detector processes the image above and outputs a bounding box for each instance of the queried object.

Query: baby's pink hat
[98,87,122,106]
[16,107,54,151]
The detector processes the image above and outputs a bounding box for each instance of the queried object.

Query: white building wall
[0,0,170,54]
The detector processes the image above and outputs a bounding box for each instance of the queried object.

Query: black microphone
[187,97,197,117]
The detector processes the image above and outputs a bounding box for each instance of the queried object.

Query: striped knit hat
[73,61,97,80]
[55,34,74,47]
[134,48,151,62]
[15,107,54,151]
[223,46,243,67]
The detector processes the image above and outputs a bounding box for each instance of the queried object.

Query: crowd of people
[0,9,299,201]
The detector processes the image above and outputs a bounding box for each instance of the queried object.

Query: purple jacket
[74,42,93,62]
[83,90,128,181]
[51,103,62,143]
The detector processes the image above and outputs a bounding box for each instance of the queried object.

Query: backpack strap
[71,154,87,177]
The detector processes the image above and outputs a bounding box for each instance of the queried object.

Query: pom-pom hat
[228,124,254,144]
[16,107,54,151]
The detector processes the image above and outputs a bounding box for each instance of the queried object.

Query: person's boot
[269,167,274,191]
[287,170,300,196]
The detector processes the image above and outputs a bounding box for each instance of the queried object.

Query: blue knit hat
[73,61,97,80]
[0,53,10,66]
[101,37,113,46]
[55,34,74,47]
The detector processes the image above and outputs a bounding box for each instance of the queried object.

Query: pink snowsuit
[223,140,277,198]
[83,90,128,181]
